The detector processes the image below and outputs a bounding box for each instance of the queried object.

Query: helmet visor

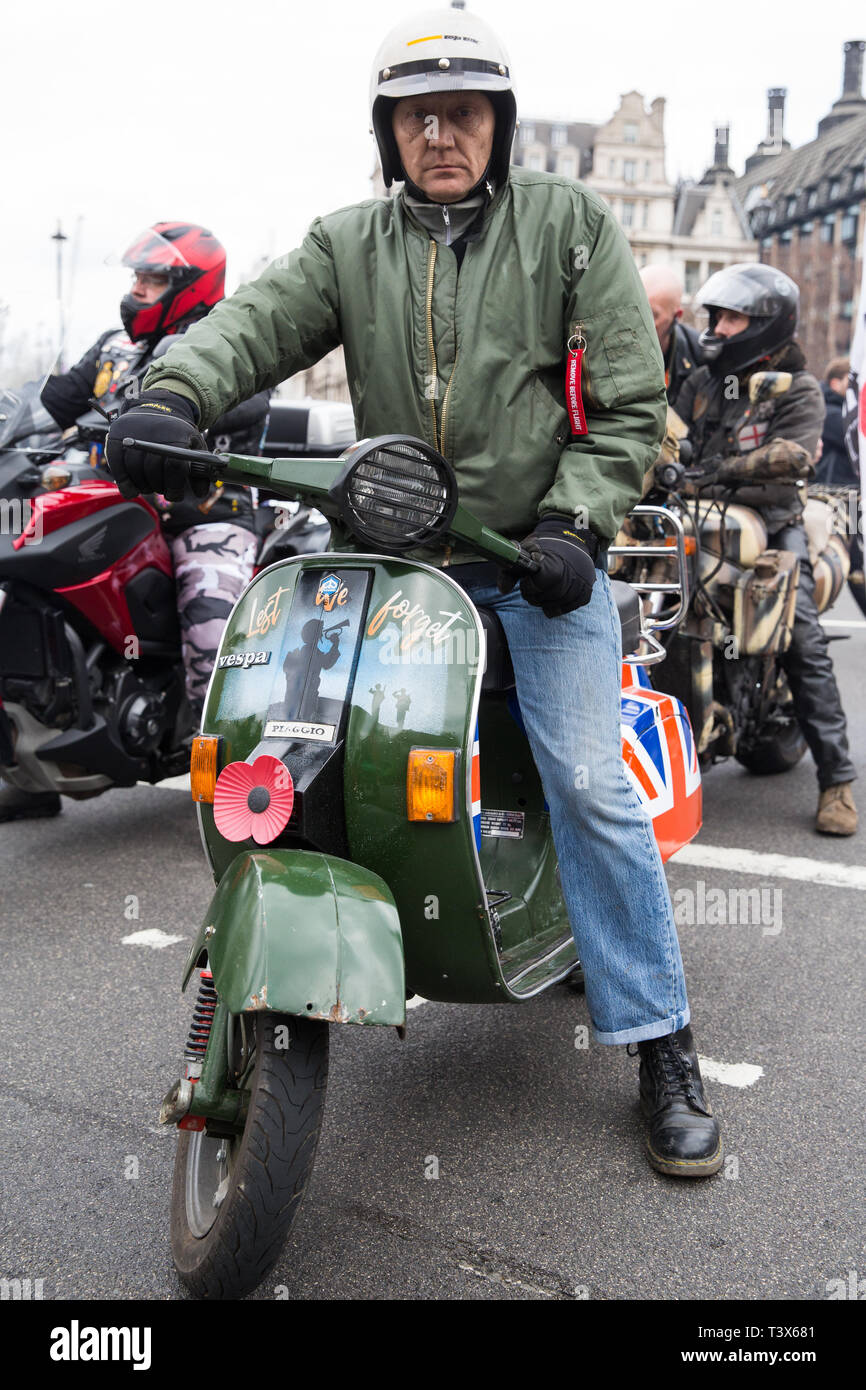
[696,266,780,318]
[376,58,512,100]
[118,227,191,274]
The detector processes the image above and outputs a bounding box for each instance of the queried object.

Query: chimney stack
[842,39,865,96]
[817,40,866,136]
[744,89,791,170]
[713,124,730,167]
[765,88,786,147]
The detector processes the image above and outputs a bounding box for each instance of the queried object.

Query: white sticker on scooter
[263,719,336,742]
[218,651,272,670]
[480,809,525,839]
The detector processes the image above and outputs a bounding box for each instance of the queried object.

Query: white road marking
[820,619,866,628]
[697,1055,764,1088]
[670,843,866,891]
[121,928,186,949]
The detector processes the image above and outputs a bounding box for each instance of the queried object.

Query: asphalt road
[1,590,864,1304]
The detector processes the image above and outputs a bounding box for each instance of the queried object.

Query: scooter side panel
[189,848,405,1025]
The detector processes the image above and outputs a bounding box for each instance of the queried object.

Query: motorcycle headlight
[330,435,457,551]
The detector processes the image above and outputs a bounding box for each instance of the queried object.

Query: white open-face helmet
[370,7,517,190]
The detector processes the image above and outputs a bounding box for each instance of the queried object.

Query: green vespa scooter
[143,432,663,1299]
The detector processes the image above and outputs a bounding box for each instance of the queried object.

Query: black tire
[735,719,807,775]
[170,1011,328,1300]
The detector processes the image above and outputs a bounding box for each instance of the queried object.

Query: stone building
[516,92,757,305]
[736,41,866,373]
[513,117,597,181]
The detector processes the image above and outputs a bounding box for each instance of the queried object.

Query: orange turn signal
[407,748,458,823]
[663,535,697,555]
[190,735,221,804]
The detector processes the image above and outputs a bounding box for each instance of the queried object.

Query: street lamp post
[51,220,68,372]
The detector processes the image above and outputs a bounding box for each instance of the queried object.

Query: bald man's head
[640,265,684,353]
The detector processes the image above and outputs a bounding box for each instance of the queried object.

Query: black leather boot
[637,1025,723,1177]
[0,781,62,823]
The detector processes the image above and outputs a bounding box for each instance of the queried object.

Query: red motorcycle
[0,476,193,800]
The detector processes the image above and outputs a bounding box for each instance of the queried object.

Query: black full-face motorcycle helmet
[696,263,800,376]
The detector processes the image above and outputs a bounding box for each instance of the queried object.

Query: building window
[558,154,576,179]
[644,160,652,179]
[623,160,636,184]
[684,261,701,295]
[800,221,813,238]
[608,157,617,176]
[853,169,865,192]
[641,201,649,228]
[624,122,638,144]
[786,197,798,218]
[621,201,635,228]
[780,229,793,244]
[807,188,818,208]
[710,209,723,237]
[528,152,544,171]
[841,206,859,244]
[520,123,535,146]
[551,125,567,147]
[820,213,835,243]
[707,261,724,276]
[829,180,841,200]
[761,236,773,251]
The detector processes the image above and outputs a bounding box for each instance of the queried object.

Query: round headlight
[332,436,457,551]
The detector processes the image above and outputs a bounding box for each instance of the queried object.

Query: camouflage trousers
[171,523,258,719]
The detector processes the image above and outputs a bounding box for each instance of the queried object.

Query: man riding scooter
[0,223,269,823]
[676,264,857,835]
[106,8,724,1178]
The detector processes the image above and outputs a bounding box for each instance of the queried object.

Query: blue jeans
[458,566,689,1045]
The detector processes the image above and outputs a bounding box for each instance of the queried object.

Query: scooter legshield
[183,848,405,1026]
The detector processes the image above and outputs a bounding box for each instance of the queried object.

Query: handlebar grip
[513,546,541,574]
[190,456,212,491]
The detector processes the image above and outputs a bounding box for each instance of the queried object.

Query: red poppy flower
[213,755,294,844]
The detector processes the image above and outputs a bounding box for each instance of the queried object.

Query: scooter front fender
[183,849,405,1026]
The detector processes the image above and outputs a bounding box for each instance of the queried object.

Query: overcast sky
[3,0,864,370]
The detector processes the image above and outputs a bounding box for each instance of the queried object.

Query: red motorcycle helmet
[119,222,226,342]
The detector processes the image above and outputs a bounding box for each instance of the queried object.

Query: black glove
[106,389,209,503]
[500,513,598,618]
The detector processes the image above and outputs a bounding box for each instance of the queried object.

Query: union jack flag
[620,665,702,862]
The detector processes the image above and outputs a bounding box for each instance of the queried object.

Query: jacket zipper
[425,238,461,454]
[425,240,439,446]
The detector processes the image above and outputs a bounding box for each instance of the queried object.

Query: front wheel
[735,718,807,775]
[170,1011,328,1299]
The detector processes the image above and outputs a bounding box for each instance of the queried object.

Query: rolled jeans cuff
[593,1007,691,1047]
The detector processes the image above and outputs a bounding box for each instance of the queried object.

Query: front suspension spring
[183,970,217,1080]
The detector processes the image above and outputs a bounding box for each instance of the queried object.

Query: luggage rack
[607,505,690,666]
